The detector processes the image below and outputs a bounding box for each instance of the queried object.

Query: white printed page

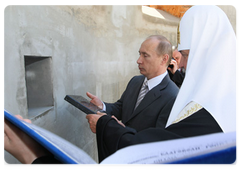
[101,132,236,164]
[22,121,97,164]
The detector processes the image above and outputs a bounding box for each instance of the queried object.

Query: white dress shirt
[145,71,168,91]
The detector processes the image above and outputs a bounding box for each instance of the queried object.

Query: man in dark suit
[87,35,179,132]
[168,49,185,88]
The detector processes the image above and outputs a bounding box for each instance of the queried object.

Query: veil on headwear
[166,5,236,132]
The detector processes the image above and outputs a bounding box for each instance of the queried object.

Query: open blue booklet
[4,110,236,164]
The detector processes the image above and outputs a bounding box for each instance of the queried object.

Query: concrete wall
[4,5,235,164]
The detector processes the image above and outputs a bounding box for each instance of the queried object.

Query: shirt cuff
[102,102,106,111]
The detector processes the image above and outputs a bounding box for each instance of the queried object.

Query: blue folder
[4,110,96,164]
[169,146,236,164]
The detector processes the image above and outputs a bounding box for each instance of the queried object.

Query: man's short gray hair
[147,35,172,66]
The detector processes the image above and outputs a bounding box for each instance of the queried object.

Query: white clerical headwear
[166,6,236,132]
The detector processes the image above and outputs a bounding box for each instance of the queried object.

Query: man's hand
[168,59,178,74]
[86,92,103,110]
[86,112,106,133]
[4,115,48,164]
[111,115,125,127]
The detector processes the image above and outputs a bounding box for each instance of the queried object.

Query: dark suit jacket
[168,69,185,88]
[105,74,179,132]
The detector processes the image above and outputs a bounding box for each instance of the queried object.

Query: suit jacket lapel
[125,74,170,123]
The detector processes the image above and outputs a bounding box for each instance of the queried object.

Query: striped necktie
[135,80,149,110]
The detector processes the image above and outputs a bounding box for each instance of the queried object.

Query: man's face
[137,38,165,80]
[179,50,189,70]
[173,49,182,67]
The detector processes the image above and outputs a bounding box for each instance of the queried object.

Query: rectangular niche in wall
[24,55,54,118]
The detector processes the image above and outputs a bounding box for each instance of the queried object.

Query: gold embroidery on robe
[171,101,203,124]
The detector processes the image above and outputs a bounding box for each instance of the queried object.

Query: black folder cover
[64,95,101,114]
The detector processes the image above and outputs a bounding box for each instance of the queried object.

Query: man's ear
[162,54,169,65]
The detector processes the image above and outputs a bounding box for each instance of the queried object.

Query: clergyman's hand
[86,92,103,110]
[86,112,106,133]
[4,115,48,164]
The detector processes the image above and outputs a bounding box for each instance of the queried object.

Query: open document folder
[4,110,236,164]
